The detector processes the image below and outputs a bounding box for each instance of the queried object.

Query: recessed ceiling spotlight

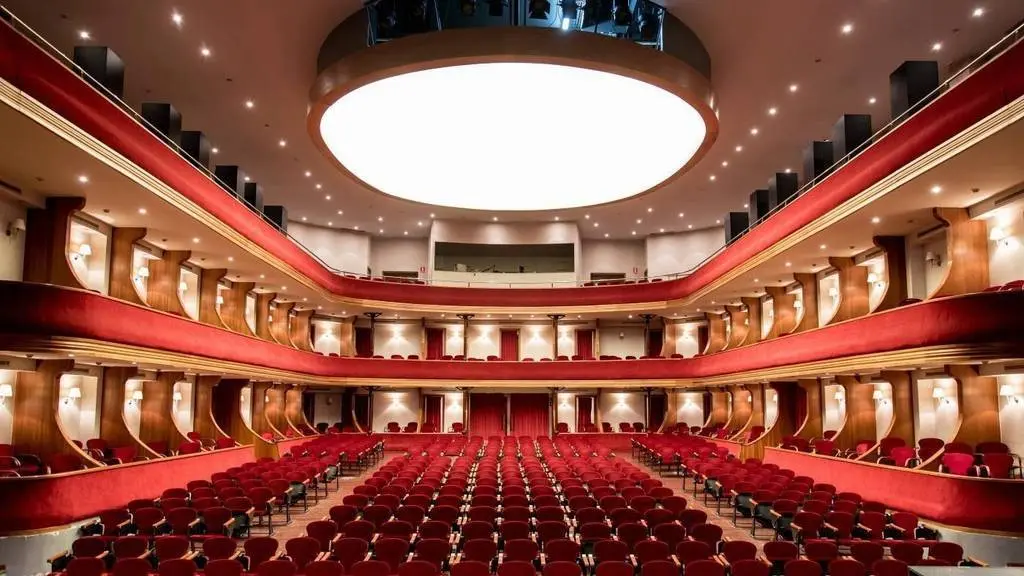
[631,230,636,235]
[768,107,777,116]
[678,212,684,218]
[325,195,331,201]
[304,171,312,177]
[604,233,609,238]
[301,216,308,221]
[709,175,716,181]
[328,222,333,226]
[192,237,200,244]
[78,30,91,40]
[243,176,250,182]
[171,11,184,26]
[715,219,721,225]
[841,23,854,35]
[784,168,792,173]
[199,46,211,58]
[785,262,792,267]
[871,216,881,224]
[354,225,360,230]
[417,221,424,226]
[379,229,384,234]
[377,216,384,222]
[593,222,599,227]
[722,161,729,167]
[659,228,665,233]
[584,214,590,219]
[931,42,943,52]
[337,210,344,215]
[789,84,799,93]
[77,174,89,184]
[636,218,642,224]
[315,183,322,190]
[930,185,943,194]
[278,139,287,147]
[554,216,560,221]
[244,99,255,109]
[138,208,147,215]
[647,207,653,213]
[735,145,743,152]
[687,224,693,229]
[404,231,409,235]
[429,213,436,218]
[750,127,759,135]
[754,278,759,283]
[260,274,265,279]
[492,216,498,221]
[819,244,827,250]
[868,96,877,105]
[972,7,985,17]
[228,256,234,262]
[281,286,287,291]
[743,203,749,209]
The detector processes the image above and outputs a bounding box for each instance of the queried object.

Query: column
[548,314,564,358]
[640,314,655,356]
[364,312,382,356]
[456,314,474,357]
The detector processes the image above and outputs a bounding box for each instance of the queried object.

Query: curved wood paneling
[264,384,290,437]
[11,359,96,465]
[702,313,727,354]
[21,197,87,290]
[211,379,275,458]
[879,370,916,446]
[832,375,876,452]
[728,386,752,436]
[740,297,763,344]
[872,236,909,312]
[193,375,231,441]
[764,287,797,339]
[826,257,869,325]
[255,293,276,343]
[198,268,229,329]
[759,382,798,452]
[146,251,191,316]
[723,306,749,350]
[948,364,1000,447]
[220,282,256,337]
[139,372,189,453]
[271,302,296,348]
[98,366,157,458]
[796,378,824,439]
[285,386,313,435]
[108,227,148,305]
[289,309,315,352]
[930,208,991,298]
[792,273,819,333]
[707,391,731,429]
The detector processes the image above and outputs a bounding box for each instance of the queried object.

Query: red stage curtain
[425,327,445,360]
[500,329,520,361]
[424,395,443,431]
[355,327,373,357]
[575,329,595,358]
[510,393,551,438]
[576,396,594,431]
[470,394,507,437]
[648,329,663,357]
[649,394,666,431]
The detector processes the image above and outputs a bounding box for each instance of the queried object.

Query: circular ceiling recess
[309,27,717,212]
[319,63,706,211]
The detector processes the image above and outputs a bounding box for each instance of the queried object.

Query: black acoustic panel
[213,165,246,197]
[243,182,264,212]
[72,46,125,98]
[890,61,939,118]
[140,102,182,145]
[831,114,873,159]
[803,141,834,184]
[768,172,799,208]
[263,205,288,232]
[724,212,749,245]
[748,189,770,224]
[179,131,211,170]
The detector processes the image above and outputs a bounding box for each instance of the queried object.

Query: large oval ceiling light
[319,63,707,211]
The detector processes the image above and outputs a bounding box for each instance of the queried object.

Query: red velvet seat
[66,558,109,576]
[257,559,299,576]
[782,559,821,576]
[452,561,489,576]
[244,537,280,571]
[112,558,155,576]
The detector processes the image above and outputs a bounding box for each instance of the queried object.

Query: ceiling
[3,0,1023,241]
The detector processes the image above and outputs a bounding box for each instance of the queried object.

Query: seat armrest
[229,551,242,561]
[966,556,988,567]
[46,551,70,565]
[184,551,200,561]
[188,518,201,528]
[769,510,781,520]
[629,554,638,567]
[671,555,681,568]
[363,552,374,561]
[714,555,729,567]
[540,553,547,567]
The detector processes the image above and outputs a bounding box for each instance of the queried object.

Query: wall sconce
[924,251,942,267]
[135,266,150,281]
[872,389,889,405]
[172,391,183,402]
[793,299,803,310]
[999,384,1020,404]
[932,387,950,404]
[264,393,271,403]
[0,383,12,405]
[216,295,225,306]
[770,392,778,403]
[62,386,82,406]
[833,390,845,402]
[866,272,885,289]
[828,286,840,300]
[71,243,92,262]
[5,217,26,237]
[178,280,188,293]
[990,227,1013,249]
[129,389,144,407]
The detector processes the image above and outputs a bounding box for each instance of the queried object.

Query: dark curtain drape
[702,393,712,428]
[649,394,667,431]
[647,329,663,357]
[510,393,551,438]
[697,325,709,355]
[425,327,445,360]
[500,329,520,361]
[340,391,355,430]
[355,327,373,357]
[423,395,443,432]
[795,385,808,433]
[576,396,594,431]
[302,393,315,426]
[575,329,595,358]
[470,394,507,437]
[354,394,370,431]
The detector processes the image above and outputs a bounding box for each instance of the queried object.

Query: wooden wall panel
[826,257,870,324]
[22,197,87,289]
[740,297,763,345]
[255,293,277,342]
[661,323,677,357]
[264,384,289,436]
[289,309,315,352]
[220,282,256,337]
[703,313,728,354]
[880,370,916,446]
[139,372,189,452]
[198,269,229,329]
[872,236,909,312]
[764,287,797,338]
[833,375,877,451]
[792,273,820,333]
[761,382,798,448]
[285,386,313,435]
[723,306,749,350]
[337,317,356,357]
[930,208,990,298]
[11,360,93,464]
[97,366,156,458]
[193,375,231,441]
[728,386,752,436]
[211,379,254,445]
[796,379,823,439]
[108,227,148,305]
[707,390,732,428]
[271,302,296,347]
[948,364,1000,447]
[250,382,281,439]
[146,251,191,316]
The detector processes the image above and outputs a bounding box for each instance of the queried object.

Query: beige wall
[986,206,1023,286]
[580,239,646,280]
[996,374,1024,455]
[0,198,26,282]
[645,228,723,278]
[915,378,959,441]
[56,374,100,443]
[371,238,429,277]
[0,370,16,444]
[597,325,645,357]
[288,222,370,274]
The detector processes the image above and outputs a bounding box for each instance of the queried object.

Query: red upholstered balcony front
[0,282,1021,381]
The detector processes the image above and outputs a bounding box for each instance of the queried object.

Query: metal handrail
[2,5,1021,290]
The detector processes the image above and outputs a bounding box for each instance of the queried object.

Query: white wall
[312,318,344,356]
[172,379,194,435]
[56,374,99,443]
[677,392,705,429]
[441,391,464,432]
[288,222,370,274]
[556,392,577,432]
[374,322,422,358]
[873,382,893,440]
[598,325,645,357]
[520,324,555,360]
[599,391,644,431]
[0,370,16,444]
[179,268,200,320]
[124,379,144,437]
[817,273,840,326]
[240,385,253,428]
[312,392,343,426]
[373,389,421,432]
[995,374,1024,455]
[863,257,887,312]
[823,383,846,434]
[672,322,702,358]
[915,378,959,441]
[68,220,109,294]
[0,198,26,281]
[468,324,502,359]
[760,299,774,339]
[645,228,724,278]
[764,389,779,430]
[371,238,429,277]
[986,207,1023,286]
[580,240,646,280]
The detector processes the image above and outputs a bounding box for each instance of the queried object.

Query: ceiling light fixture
[584,214,590,219]
[841,23,854,34]
[593,222,599,227]
[417,221,424,226]
[715,219,721,224]
[328,222,333,226]
[768,107,777,116]
[868,96,877,105]
[930,185,943,194]
[378,216,384,222]
[404,231,409,235]
[492,216,499,221]
[631,230,636,235]
[743,203,749,209]
[77,175,89,184]
[784,168,792,173]
[325,195,332,200]
[200,46,211,58]
[171,11,184,26]
[138,208,147,215]
[659,228,665,233]
[721,161,729,167]
[302,217,308,221]
[211,147,219,154]
[819,244,827,250]
[227,256,234,262]
[785,262,792,267]
[678,212,684,218]
[278,139,287,147]
[647,207,653,213]
[244,99,255,109]
[429,213,436,218]
[972,7,985,17]
[687,224,693,229]
[379,229,384,234]
[636,218,642,224]
[243,176,250,182]
[871,216,881,224]
[304,171,312,177]
[735,145,743,152]
[750,127,759,135]
[789,84,799,93]
[604,233,609,238]
[931,42,943,52]
[192,237,200,244]
[709,175,716,181]
[315,183,322,190]
[78,30,91,40]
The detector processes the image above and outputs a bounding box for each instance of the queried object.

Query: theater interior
[1,1,1024,575]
